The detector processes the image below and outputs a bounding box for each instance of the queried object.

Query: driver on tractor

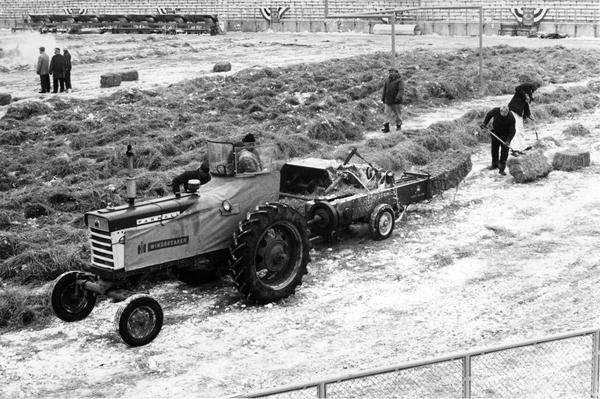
[230,133,263,173]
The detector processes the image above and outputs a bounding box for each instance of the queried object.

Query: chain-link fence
[239,328,600,398]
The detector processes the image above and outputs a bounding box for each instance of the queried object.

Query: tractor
[49,141,431,346]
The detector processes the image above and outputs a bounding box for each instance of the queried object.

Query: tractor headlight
[222,200,232,212]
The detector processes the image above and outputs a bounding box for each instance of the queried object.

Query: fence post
[463,355,472,399]
[390,12,396,67]
[592,331,600,398]
[317,382,327,398]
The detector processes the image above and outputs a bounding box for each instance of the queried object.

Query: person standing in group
[36,46,50,93]
[508,81,540,146]
[49,48,67,93]
[380,68,405,133]
[63,49,72,93]
[480,105,516,176]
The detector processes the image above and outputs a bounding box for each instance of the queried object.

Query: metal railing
[238,327,600,398]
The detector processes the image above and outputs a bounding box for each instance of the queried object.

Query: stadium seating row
[0,0,598,24]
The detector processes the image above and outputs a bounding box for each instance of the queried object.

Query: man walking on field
[480,105,516,176]
[381,68,404,133]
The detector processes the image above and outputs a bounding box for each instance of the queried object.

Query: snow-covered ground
[1,87,599,397]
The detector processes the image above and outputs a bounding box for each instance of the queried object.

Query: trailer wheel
[50,271,97,322]
[369,203,395,240]
[115,294,163,347]
[230,203,309,304]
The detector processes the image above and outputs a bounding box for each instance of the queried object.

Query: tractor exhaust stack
[126,144,136,206]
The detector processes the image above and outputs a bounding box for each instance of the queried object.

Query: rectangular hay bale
[119,70,139,81]
[552,148,590,171]
[507,150,551,183]
[100,73,122,88]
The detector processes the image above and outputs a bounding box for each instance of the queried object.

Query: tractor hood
[85,174,278,233]
[86,172,281,273]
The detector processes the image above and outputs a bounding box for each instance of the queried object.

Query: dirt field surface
[1,30,600,397]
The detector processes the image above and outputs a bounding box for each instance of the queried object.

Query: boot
[498,161,506,175]
[396,121,402,131]
[381,122,390,133]
[488,162,498,170]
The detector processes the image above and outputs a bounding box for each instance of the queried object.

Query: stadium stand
[0,0,599,34]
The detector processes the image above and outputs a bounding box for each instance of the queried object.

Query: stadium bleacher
[0,0,598,32]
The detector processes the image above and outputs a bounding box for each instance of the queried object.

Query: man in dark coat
[49,48,67,93]
[171,161,211,197]
[36,47,50,93]
[481,105,516,175]
[508,81,540,146]
[63,49,72,93]
[380,68,405,132]
[508,81,539,121]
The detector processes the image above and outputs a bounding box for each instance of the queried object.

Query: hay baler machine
[280,147,432,241]
[49,142,310,346]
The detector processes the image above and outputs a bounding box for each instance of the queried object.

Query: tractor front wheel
[50,271,97,322]
[230,203,310,304]
[115,294,163,347]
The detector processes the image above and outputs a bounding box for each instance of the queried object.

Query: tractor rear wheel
[230,203,310,304]
[50,271,97,322]
[115,294,163,347]
[369,203,395,240]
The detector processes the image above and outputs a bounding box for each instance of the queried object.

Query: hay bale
[100,73,122,88]
[563,123,590,137]
[0,93,11,106]
[429,152,473,195]
[507,150,551,183]
[119,70,139,81]
[213,61,232,73]
[552,148,590,171]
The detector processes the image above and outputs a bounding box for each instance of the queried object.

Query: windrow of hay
[0,245,87,284]
[0,285,50,328]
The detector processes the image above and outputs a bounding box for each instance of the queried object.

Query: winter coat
[171,167,211,195]
[49,54,67,78]
[381,73,405,105]
[36,53,49,75]
[483,107,516,141]
[508,83,537,119]
[64,51,72,72]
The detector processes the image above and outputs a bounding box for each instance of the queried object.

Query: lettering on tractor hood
[138,236,190,254]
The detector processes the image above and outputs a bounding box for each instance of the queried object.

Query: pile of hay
[428,151,473,195]
[562,123,590,137]
[552,148,590,171]
[2,101,51,120]
[100,73,122,88]
[507,150,551,183]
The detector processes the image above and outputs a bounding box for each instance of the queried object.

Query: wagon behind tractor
[49,142,431,346]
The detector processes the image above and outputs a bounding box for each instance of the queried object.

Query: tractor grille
[89,227,114,268]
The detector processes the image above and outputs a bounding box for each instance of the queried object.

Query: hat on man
[39,46,45,51]
[242,133,256,143]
